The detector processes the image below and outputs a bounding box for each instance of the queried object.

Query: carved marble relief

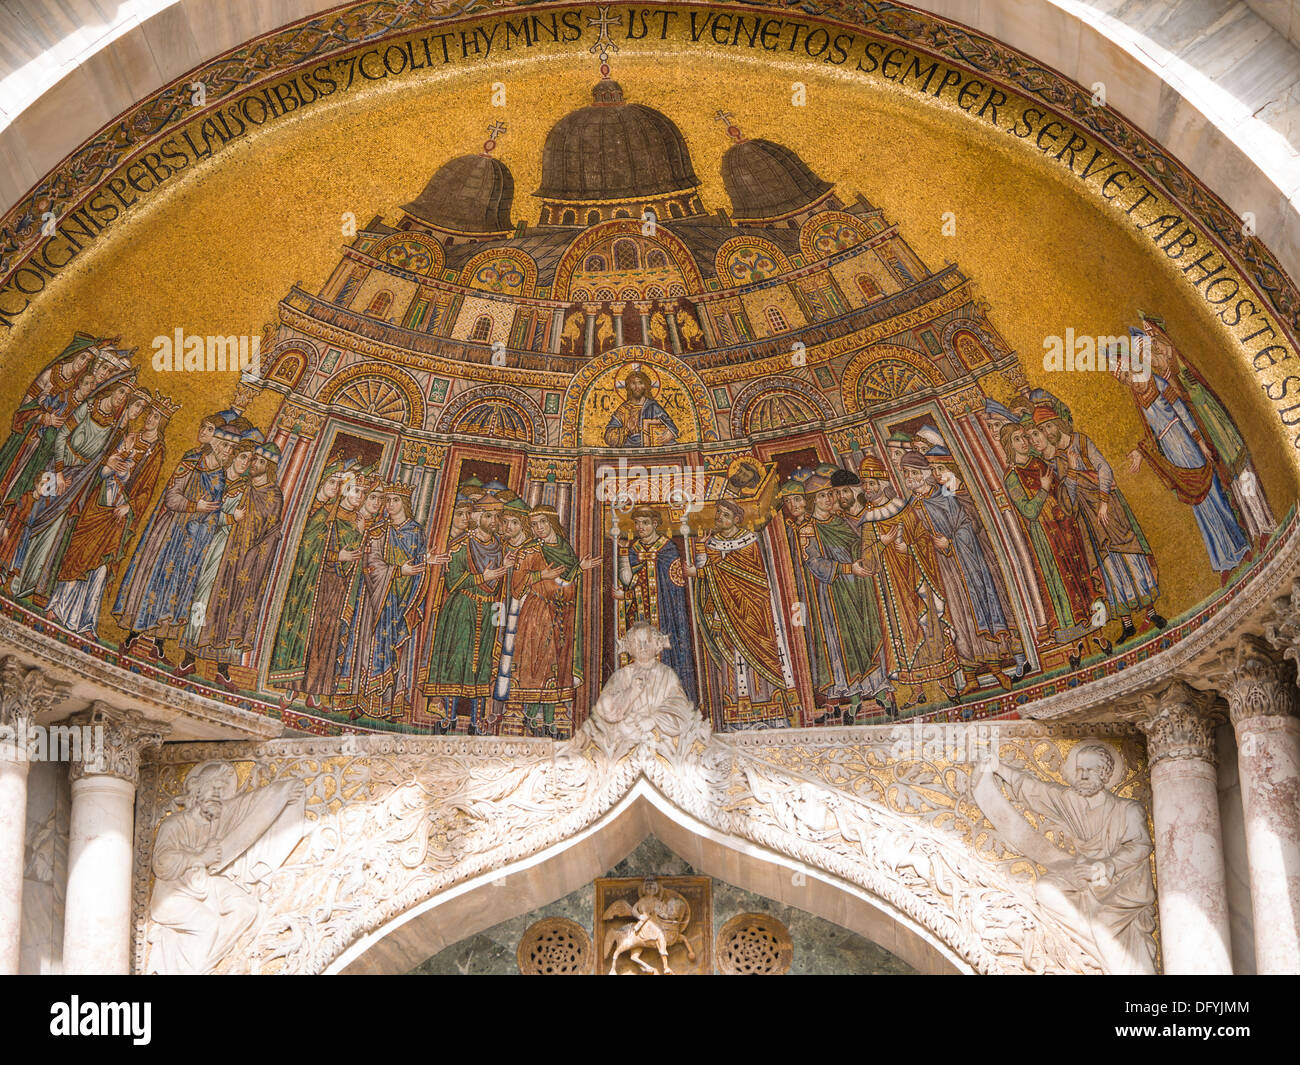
[133,645,1157,975]
[596,875,711,975]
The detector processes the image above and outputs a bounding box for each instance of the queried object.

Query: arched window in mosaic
[613,239,640,270]
[330,375,411,423]
[366,291,393,317]
[584,254,607,272]
[857,274,882,300]
[471,315,493,342]
[449,398,535,442]
[646,249,668,269]
[765,306,789,334]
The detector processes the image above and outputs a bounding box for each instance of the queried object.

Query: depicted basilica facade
[1,0,1298,979]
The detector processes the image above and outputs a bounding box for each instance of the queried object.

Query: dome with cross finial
[535,80,701,213]
[721,136,833,222]
[403,148,515,236]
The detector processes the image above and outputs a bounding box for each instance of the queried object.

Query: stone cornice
[0,613,282,742]
[1024,515,1300,725]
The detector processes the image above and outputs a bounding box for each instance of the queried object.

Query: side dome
[721,138,833,221]
[403,153,515,235]
[536,80,700,202]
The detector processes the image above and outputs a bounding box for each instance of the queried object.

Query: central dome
[535,80,700,203]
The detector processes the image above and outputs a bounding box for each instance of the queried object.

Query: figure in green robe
[267,458,355,697]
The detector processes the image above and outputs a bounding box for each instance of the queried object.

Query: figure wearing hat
[267,456,362,694]
[684,498,798,729]
[1030,412,1163,642]
[15,367,141,604]
[423,492,508,733]
[183,438,285,689]
[603,368,679,448]
[48,389,178,636]
[799,470,891,720]
[614,504,697,705]
[896,450,1026,693]
[489,496,538,725]
[849,454,960,709]
[342,480,428,719]
[110,413,246,660]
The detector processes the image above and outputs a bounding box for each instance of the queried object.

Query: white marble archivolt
[132,636,1159,975]
[971,742,1157,974]
[146,761,306,974]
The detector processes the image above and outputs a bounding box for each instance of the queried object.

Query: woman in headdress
[47,389,175,634]
[0,333,105,505]
[13,368,139,604]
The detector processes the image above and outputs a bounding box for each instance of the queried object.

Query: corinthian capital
[1136,680,1222,768]
[1217,634,1299,730]
[67,702,168,785]
[0,655,70,735]
[1264,576,1300,668]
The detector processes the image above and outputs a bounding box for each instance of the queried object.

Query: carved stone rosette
[0,655,69,757]
[1137,681,1222,769]
[67,703,167,785]
[1217,636,1299,729]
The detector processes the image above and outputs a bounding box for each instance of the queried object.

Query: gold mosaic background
[0,7,1294,639]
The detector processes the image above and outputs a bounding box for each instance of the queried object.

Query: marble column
[1219,635,1300,974]
[1138,681,1232,974]
[0,658,69,974]
[62,704,166,975]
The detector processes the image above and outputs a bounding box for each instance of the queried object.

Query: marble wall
[410,836,915,976]
[19,760,69,975]
[1216,723,1257,975]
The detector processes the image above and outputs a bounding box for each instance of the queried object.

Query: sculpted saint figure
[971,742,1156,974]
[576,621,704,763]
[147,761,306,974]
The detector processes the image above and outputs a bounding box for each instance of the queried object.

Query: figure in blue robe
[1130,375,1249,573]
[603,370,679,447]
[619,521,696,704]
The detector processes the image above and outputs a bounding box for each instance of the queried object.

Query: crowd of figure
[0,319,1273,735]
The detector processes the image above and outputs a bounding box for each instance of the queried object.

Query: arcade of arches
[1,0,1300,976]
